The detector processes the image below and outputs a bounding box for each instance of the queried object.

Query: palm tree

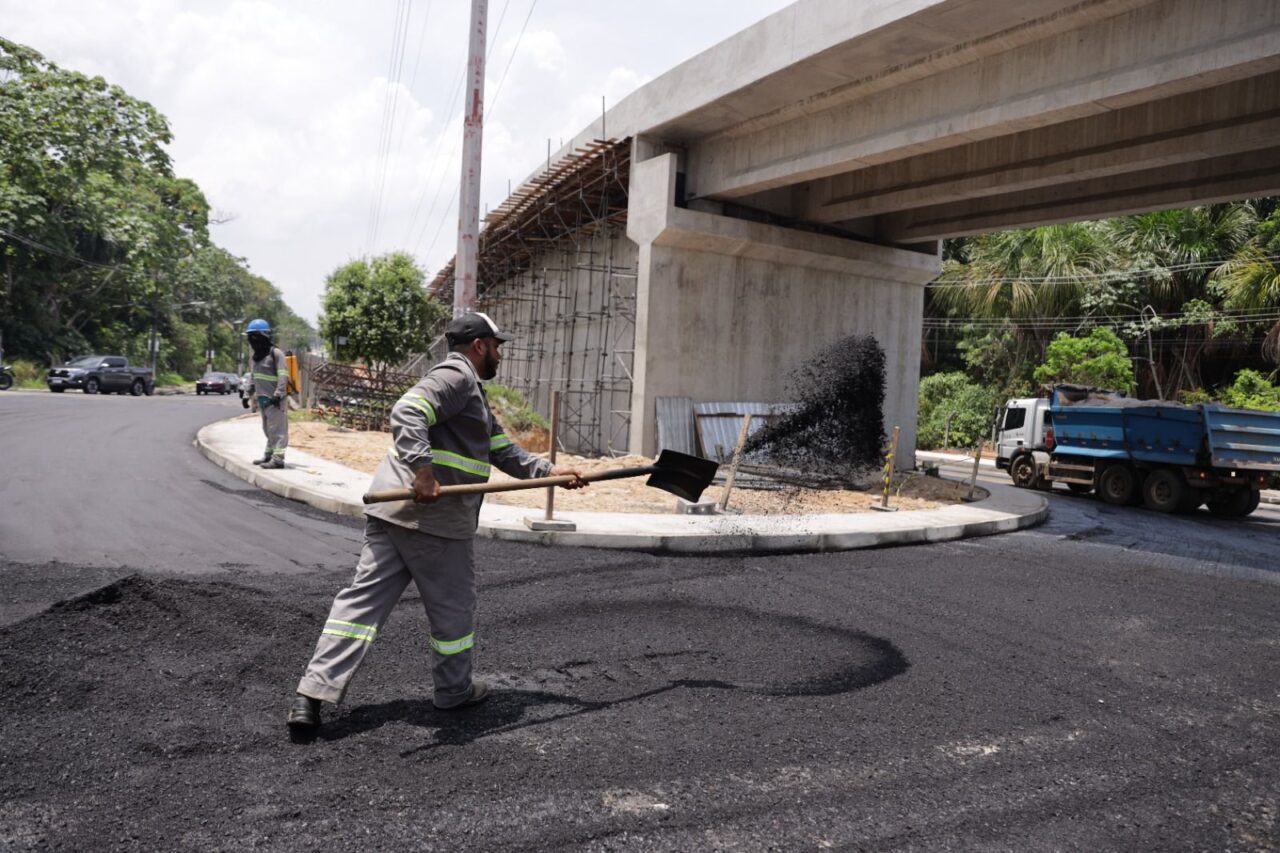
[1212,214,1280,364]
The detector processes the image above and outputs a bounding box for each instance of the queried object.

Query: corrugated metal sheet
[693,401,796,464]
[655,396,696,455]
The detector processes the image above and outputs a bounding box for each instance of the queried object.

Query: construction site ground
[287,419,972,515]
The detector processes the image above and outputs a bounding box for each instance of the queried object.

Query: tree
[320,253,447,372]
[1033,328,1135,392]
[916,372,1000,449]
[0,37,209,363]
[1212,208,1280,363]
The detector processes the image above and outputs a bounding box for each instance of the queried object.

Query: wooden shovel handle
[362,465,657,504]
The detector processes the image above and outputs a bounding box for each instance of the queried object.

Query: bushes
[484,384,549,432]
[1032,328,1135,393]
[917,372,1000,449]
[8,359,47,389]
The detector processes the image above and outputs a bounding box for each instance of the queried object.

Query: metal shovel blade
[646,449,720,502]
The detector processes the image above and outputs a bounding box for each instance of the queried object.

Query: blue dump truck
[996,385,1280,518]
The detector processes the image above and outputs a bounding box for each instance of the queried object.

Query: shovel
[362,449,719,505]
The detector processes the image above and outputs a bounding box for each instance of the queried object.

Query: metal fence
[308,360,417,432]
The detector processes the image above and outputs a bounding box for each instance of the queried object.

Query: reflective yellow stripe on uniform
[430,633,474,655]
[398,393,438,426]
[253,372,278,382]
[322,619,377,642]
[431,450,490,478]
[489,433,512,450]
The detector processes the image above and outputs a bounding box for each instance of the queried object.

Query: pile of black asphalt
[3,532,1278,851]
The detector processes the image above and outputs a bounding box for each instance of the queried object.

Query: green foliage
[485,384,549,432]
[1033,328,1135,393]
[0,38,311,375]
[1217,369,1280,411]
[8,358,45,388]
[916,372,1000,450]
[1176,387,1214,405]
[956,323,1034,398]
[320,253,447,371]
[155,371,186,388]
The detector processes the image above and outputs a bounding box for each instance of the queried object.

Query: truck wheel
[1067,483,1093,495]
[84,378,100,395]
[130,379,145,396]
[1098,464,1136,506]
[0,374,12,391]
[1206,489,1252,518]
[1010,455,1038,489]
[1142,469,1184,513]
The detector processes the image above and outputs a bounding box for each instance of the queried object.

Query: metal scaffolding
[428,137,636,455]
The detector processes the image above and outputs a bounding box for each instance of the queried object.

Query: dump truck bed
[1203,405,1280,471]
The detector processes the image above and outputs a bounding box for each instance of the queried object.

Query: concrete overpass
[464,0,1280,458]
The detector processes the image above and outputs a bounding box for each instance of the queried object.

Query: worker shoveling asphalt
[287,312,715,735]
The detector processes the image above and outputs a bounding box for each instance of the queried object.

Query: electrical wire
[366,0,414,254]
[926,255,1280,288]
[0,226,125,271]
[406,0,516,259]
[487,0,538,118]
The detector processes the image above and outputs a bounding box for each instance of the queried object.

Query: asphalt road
[1,391,1277,851]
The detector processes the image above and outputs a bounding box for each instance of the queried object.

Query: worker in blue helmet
[245,319,289,468]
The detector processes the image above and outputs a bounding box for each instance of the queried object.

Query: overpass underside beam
[685,0,1280,227]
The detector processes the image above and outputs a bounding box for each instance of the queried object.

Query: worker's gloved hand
[551,464,588,490]
[412,466,442,504]
[271,395,283,408]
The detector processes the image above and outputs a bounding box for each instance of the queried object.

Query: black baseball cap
[445,311,514,345]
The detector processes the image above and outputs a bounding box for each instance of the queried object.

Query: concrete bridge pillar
[625,153,941,459]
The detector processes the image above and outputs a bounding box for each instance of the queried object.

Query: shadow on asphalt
[302,622,911,752]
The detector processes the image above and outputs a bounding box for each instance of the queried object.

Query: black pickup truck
[46,355,155,396]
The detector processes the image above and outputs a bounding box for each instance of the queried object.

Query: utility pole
[148,282,159,378]
[454,0,486,317]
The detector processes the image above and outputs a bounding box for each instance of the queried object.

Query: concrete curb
[197,418,1048,554]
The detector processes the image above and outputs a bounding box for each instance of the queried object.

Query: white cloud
[1,0,794,322]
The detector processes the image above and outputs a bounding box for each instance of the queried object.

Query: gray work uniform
[250,346,289,460]
[297,352,552,708]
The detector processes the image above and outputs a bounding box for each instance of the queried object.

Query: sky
[2,0,794,324]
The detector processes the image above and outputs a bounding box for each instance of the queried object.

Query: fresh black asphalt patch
[3,534,1279,851]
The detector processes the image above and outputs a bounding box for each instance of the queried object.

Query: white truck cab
[995,397,1054,475]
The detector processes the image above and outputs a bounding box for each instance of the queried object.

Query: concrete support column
[626,153,940,460]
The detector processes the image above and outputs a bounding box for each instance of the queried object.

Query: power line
[0,226,125,271]
[368,0,412,253]
[922,310,1280,331]
[408,0,516,260]
[926,255,1280,288]
[488,0,538,118]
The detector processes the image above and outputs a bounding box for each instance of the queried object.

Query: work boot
[261,456,286,469]
[287,694,321,730]
[435,680,490,711]
[253,451,272,465]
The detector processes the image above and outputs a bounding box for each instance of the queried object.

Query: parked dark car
[47,355,155,396]
[196,372,239,395]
